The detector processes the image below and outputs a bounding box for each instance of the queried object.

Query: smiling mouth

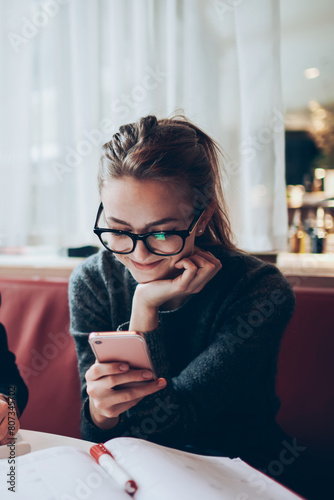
[131,260,163,270]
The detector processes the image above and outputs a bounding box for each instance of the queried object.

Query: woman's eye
[153,229,177,238]
[154,228,177,233]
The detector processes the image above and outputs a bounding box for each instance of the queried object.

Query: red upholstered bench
[0,277,333,454]
[276,286,334,458]
[0,278,81,439]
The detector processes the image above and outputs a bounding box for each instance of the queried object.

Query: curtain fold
[0,0,286,252]
[233,0,287,250]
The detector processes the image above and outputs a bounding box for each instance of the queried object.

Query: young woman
[69,115,322,498]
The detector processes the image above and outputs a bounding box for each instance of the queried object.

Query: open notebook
[0,437,302,499]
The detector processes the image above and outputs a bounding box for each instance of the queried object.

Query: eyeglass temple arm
[189,209,206,235]
[94,202,104,229]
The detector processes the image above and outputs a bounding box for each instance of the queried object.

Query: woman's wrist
[129,293,159,332]
[89,398,119,430]
[129,304,159,332]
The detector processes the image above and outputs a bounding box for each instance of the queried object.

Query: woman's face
[100,177,206,283]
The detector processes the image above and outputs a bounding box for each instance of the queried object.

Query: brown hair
[98,115,237,250]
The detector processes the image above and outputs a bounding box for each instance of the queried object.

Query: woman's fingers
[176,248,221,273]
[91,377,167,419]
[173,250,222,293]
[86,361,166,405]
[87,368,156,397]
[133,249,222,310]
[0,414,8,443]
[193,247,223,266]
[85,361,129,382]
[99,377,166,409]
[190,253,222,278]
[0,399,19,445]
[189,255,221,292]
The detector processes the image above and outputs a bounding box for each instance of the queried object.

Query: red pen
[90,443,138,496]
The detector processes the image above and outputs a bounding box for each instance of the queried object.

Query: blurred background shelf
[1,251,333,286]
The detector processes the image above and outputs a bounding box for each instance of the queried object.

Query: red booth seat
[276,286,334,457]
[0,277,333,453]
[0,278,81,439]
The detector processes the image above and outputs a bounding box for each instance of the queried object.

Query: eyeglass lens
[101,232,184,255]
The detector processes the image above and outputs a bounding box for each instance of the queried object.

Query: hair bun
[111,124,138,160]
[139,115,158,138]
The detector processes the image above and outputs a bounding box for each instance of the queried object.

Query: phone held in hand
[88,331,157,386]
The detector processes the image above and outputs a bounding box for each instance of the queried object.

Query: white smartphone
[88,331,157,386]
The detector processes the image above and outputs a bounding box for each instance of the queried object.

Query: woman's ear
[196,200,216,235]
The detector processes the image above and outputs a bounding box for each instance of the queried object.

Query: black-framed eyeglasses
[93,202,206,256]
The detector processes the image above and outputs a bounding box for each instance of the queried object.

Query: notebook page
[106,438,301,500]
[0,446,128,500]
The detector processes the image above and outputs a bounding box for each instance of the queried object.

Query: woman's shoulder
[69,248,132,290]
[202,244,275,274]
[198,245,295,323]
[202,244,294,296]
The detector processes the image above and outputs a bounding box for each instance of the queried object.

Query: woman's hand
[136,247,222,309]
[130,247,222,331]
[86,362,167,430]
[0,396,19,445]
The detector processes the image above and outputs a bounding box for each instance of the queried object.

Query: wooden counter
[0,253,84,280]
[276,252,334,288]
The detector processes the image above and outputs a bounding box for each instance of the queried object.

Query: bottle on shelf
[324,213,334,253]
[310,208,327,253]
[303,211,315,253]
[288,209,308,253]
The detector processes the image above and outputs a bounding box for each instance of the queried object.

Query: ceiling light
[308,100,320,111]
[314,168,326,180]
[304,68,320,79]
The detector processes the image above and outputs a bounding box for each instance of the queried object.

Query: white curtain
[0,0,287,252]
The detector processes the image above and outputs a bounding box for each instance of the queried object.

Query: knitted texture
[69,245,295,454]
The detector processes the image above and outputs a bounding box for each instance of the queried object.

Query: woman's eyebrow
[106,216,180,228]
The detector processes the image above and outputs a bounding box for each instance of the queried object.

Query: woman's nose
[132,239,152,261]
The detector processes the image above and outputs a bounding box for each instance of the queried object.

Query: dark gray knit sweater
[69,244,295,458]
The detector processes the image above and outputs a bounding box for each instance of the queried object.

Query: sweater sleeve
[68,260,113,403]
[69,253,138,440]
[75,263,295,446]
